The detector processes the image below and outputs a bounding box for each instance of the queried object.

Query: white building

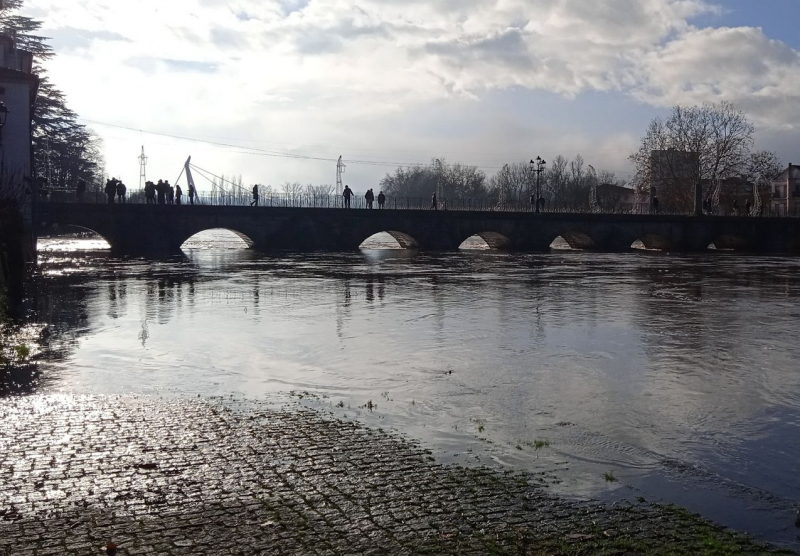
[771,163,800,216]
[0,34,38,181]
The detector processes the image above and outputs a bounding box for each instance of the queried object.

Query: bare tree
[281,181,304,198]
[305,183,335,197]
[629,102,757,211]
[488,162,531,204]
[380,159,489,200]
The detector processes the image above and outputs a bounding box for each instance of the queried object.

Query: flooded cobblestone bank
[0,395,791,555]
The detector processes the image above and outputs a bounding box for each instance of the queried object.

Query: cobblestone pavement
[0,395,789,555]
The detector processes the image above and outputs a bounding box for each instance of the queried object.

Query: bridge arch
[551,231,596,250]
[38,224,112,250]
[709,234,752,252]
[360,231,419,249]
[180,228,255,250]
[632,233,673,251]
[459,232,511,250]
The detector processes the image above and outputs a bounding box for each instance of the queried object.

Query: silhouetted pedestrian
[168,184,175,205]
[431,192,437,210]
[377,191,386,209]
[530,193,535,211]
[250,184,259,206]
[116,180,127,204]
[156,180,166,205]
[732,199,738,216]
[105,179,116,204]
[145,181,156,204]
[365,188,374,209]
[188,183,197,205]
[652,195,660,214]
[343,185,353,208]
[538,197,546,212]
[176,185,183,205]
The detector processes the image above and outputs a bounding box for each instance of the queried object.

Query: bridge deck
[35,202,800,255]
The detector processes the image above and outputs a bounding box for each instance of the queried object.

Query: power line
[78,117,636,177]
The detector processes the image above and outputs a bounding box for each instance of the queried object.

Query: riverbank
[0,394,790,555]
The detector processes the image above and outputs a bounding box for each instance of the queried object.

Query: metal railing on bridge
[33,189,800,218]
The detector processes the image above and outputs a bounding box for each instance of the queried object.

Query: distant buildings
[649,149,699,210]
[0,33,39,275]
[0,34,38,179]
[770,164,800,216]
[596,182,635,212]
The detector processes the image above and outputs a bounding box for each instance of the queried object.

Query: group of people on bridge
[103,179,126,204]
[341,186,386,209]
[143,180,197,205]
[100,178,198,205]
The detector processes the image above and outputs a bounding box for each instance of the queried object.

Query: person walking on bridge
[105,179,117,204]
[343,185,353,208]
[188,183,197,205]
[365,188,374,209]
[175,185,183,205]
[167,183,175,205]
[430,192,438,210]
[116,180,127,204]
[378,191,386,209]
[250,184,259,206]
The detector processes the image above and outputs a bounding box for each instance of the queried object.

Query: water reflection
[10,239,800,547]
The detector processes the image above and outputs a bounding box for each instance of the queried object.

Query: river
[10,231,800,549]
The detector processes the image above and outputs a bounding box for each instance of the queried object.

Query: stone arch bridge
[36,202,800,255]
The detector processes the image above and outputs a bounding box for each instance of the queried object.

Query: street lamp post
[530,156,547,213]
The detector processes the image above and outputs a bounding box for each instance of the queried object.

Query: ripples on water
[13,230,800,548]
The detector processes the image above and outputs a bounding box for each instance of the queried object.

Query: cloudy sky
[21,0,800,192]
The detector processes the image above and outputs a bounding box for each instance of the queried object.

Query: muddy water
[14,231,800,549]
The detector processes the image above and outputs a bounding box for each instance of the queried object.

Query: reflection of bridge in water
[36,202,800,256]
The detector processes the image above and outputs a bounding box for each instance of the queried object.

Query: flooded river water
[11,232,800,549]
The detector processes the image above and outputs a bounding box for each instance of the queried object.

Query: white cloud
[19,0,800,189]
[634,26,800,127]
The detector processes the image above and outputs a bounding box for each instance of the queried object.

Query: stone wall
[0,201,30,296]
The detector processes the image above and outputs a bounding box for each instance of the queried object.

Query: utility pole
[138,146,148,189]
